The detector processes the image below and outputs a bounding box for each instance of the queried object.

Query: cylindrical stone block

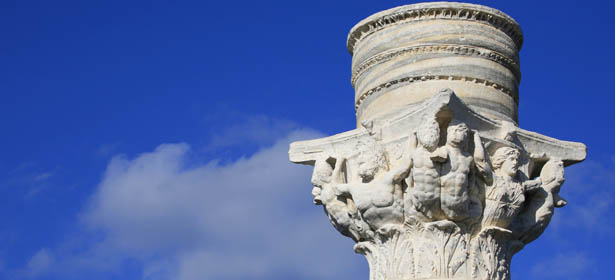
[348,2,523,126]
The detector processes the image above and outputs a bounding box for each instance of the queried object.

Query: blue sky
[0,0,613,279]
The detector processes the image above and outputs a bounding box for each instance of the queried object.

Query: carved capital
[290,90,585,280]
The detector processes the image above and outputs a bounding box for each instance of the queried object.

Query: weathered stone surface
[348,2,523,126]
[289,2,586,280]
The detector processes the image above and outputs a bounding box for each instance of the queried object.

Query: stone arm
[546,180,567,208]
[430,146,448,163]
[331,157,346,184]
[472,130,493,185]
[334,182,351,196]
[540,179,567,208]
[386,155,414,184]
[382,132,417,184]
[522,178,542,193]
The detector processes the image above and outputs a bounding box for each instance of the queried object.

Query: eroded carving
[347,3,524,55]
[311,157,373,241]
[407,117,443,221]
[355,75,517,112]
[350,44,521,87]
[292,89,585,280]
[436,121,490,223]
[334,153,407,231]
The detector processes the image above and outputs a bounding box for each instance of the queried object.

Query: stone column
[289,2,586,280]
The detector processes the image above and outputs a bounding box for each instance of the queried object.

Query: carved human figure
[311,157,371,241]
[482,147,541,229]
[516,158,566,244]
[433,121,491,222]
[335,153,408,231]
[355,140,388,183]
[310,158,331,205]
[407,117,444,221]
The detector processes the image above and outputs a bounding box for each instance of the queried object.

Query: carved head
[356,141,387,182]
[358,153,387,182]
[417,117,440,151]
[540,159,565,187]
[492,147,520,177]
[541,158,567,207]
[312,158,333,186]
[311,159,333,204]
[446,120,469,147]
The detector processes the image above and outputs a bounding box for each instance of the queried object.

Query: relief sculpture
[407,117,443,222]
[293,89,585,280]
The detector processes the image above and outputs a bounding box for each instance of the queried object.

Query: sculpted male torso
[435,122,489,222]
[408,119,444,221]
[438,144,473,221]
[335,156,408,231]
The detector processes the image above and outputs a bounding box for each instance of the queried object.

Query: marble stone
[348,2,522,126]
[289,2,586,280]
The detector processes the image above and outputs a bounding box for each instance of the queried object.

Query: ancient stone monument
[289,2,586,280]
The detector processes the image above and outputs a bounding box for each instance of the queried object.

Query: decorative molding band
[355,75,518,112]
[351,44,521,87]
[347,6,523,54]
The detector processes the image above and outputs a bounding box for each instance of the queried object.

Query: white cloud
[24,248,53,278]
[530,252,595,279]
[0,160,56,198]
[205,114,300,150]
[25,125,366,280]
[32,172,53,182]
[548,159,615,237]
